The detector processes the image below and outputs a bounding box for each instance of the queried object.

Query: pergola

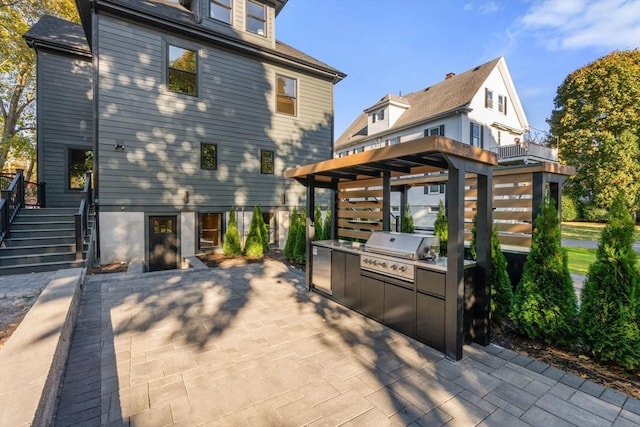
[285,136,498,360]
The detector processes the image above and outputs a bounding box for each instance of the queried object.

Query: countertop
[312,240,476,272]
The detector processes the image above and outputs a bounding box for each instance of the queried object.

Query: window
[424,125,445,137]
[276,75,296,115]
[261,149,274,174]
[201,143,217,170]
[424,184,445,195]
[485,88,494,109]
[199,213,222,251]
[246,0,265,36]
[68,148,93,190]
[153,218,174,233]
[168,44,197,95]
[210,0,232,24]
[470,123,483,148]
[498,95,508,114]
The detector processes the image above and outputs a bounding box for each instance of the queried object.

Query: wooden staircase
[0,208,92,275]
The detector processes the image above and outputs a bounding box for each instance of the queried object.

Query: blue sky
[277,0,640,140]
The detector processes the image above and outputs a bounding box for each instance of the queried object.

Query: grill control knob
[399,266,407,272]
[390,264,398,270]
[381,262,387,268]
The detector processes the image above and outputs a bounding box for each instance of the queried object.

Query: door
[148,215,178,272]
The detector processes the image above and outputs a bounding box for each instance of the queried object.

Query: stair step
[0,259,86,276]
[19,208,78,215]
[11,221,75,231]
[2,236,76,247]
[0,244,76,257]
[15,214,77,223]
[7,229,75,239]
[0,251,77,267]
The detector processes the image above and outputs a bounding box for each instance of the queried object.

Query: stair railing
[75,171,92,261]
[0,169,25,245]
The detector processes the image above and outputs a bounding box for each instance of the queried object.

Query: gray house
[24,0,345,270]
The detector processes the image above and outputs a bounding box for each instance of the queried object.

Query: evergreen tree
[314,206,324,240]
[511,196,578,346]
[284,208,299,260]
[401,204,415,233]
[470,213,478,261]
[580,193,640,369]
[293,212,307,264]
[322,206,332,240]
[490,227,513,324]
[222,208,241,256]
[244,207,264,258]
[434,199,448,257]
[255,206,270,254]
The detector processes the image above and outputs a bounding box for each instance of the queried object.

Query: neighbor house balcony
[496,142,558,165]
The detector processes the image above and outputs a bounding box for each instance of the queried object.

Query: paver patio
[53,260,640,426]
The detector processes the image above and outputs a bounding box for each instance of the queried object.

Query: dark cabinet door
[416,292,445,352]
[344,253,361,309]
[331,250,346,303]
[360,274,384,322]
[384,283,415,336]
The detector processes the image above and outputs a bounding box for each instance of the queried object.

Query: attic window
[485,88,494,109]
[498,95,508,114]
[210,0,232,24]
[371,110,384,123]
[247,0,266,36]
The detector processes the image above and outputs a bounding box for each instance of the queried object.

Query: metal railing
[498,142,558,163]
[75,171,92,261]
[0,170,25,244]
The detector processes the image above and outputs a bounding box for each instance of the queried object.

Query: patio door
[148,215,178,272]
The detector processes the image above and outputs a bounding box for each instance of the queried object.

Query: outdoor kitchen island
[285,136,497,360]
[312,238,476,354]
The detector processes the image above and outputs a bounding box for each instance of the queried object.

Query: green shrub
[244,206,264,258]
[434,200,448,257]
[314,206,324,240]
[223,208,241,256]
[401,205,415,233]
[511,196,578,346]
[255,206,270,253]
[470,214,477,260]
[490,227,513,324]
[322,206,332,240]
[284,208,299,260]
[293,212,307,264]
[583,205,608,223]
[561,195,578,222]
[580,193,640,369]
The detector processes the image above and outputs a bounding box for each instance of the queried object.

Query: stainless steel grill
[361,232,439,281]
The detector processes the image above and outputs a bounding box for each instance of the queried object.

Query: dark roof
[336,57,502,149]
[23,15,90,56]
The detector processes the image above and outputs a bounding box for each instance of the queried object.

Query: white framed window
[470,122,483,148]
[425,184,445,195]
[210,0,232,24]
[246,0,266,36]
[498,94,508,114]
[485,88,494,109]
[424,125,445,137]
[276,74,296,115]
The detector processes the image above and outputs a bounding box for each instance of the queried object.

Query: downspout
[92,8,101,259]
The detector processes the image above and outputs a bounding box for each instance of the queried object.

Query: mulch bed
[88,262,129,275]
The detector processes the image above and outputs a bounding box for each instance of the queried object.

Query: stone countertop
[312,240,476,272]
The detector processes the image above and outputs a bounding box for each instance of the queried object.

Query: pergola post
[382,171,391,231]
[399,185,408,232]
[306,174,315,291]
[474,172,492,345]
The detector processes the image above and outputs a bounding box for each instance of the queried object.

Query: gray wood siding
[38,51,93,207]
[96,15,333,210]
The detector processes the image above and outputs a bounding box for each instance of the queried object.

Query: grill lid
[364,231,439,260]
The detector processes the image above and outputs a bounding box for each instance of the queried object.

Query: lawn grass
[562,221,640,241]
[566,247,597,275]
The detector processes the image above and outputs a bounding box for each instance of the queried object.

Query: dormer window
[371,110,384,123]
[210,0,232,24]
[247,0,266,36]
[485,88,494,109]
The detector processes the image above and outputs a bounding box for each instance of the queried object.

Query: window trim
[470,122,483,148]
[210,0,232,24]
[67,146,93,191]
[485,88,494,109]
[275,74,297,116]
[424,124,445,137]
[201,142,218,170]
[167,43,198,96]
[498,94,508,114]
[246,0,266,36]
[260,148,274,174]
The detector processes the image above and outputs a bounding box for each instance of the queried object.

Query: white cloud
[463,3,473,11]
[520,0,640,50]
[479,1,501,15]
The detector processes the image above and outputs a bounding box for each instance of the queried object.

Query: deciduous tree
[548,50,640,220]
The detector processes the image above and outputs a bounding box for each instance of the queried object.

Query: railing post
[16,169,24,208]
[38,182,46,208]
[75,212,83,261]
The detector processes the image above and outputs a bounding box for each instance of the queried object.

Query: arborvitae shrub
[580,193,640,369]
[322,206,332,240]
[470,214,478,261]
[434,199,448,257]
[511,196,578,346]
[284,208,298,260]
[293,212,307,264]
[254,206,270,254]
[561,195,578,222]
[314,206,324,240]
[490,227,513,324]
[401,205,415,233]
[223,208,242,256]
[244,207,264,258]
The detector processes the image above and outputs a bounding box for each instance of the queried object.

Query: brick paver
[53,261,639,426]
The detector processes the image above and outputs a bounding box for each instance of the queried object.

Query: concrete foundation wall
[99,211,145,264]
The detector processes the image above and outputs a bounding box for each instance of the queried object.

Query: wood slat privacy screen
[336,179,383,241]
[464,172,533,248]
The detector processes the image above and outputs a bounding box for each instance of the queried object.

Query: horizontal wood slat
[493,198,532,209]
[498,235,532,247]
[493,184,532,196]
[337,209,382,220]
[337,189,383,199]
[338,178,382,190]
[337,218,383,231]
[493,173,532,185]
[495,222,532,234]
[493,211,532,221]
[337,199,381,209]
[337,228,371,241]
